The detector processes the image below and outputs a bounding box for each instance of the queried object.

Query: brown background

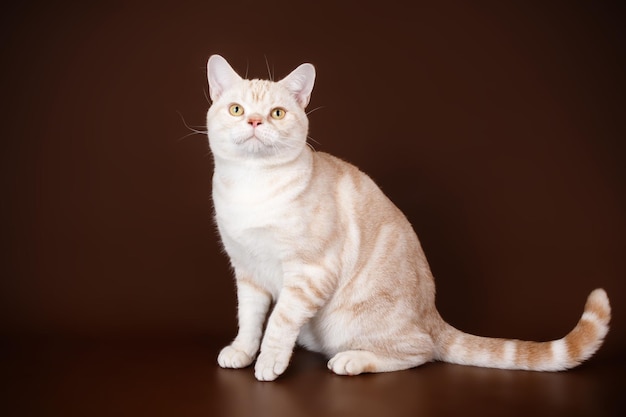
[2,1,625,416]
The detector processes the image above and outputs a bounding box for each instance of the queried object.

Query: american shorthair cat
[206,54,610,381]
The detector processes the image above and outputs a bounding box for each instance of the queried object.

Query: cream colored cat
[206,54,611,381]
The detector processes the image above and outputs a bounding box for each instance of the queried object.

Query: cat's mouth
[236,134,271,153]
[242,134,266,144]
[230,127,280,156]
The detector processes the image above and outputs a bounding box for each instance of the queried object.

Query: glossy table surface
[3,337,623,417]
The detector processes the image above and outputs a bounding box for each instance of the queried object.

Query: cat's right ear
[207,55,242,101]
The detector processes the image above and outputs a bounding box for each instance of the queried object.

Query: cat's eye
[270,107,286,120]
[229,103,244,116]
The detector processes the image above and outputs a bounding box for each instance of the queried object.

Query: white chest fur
[212,156,313,297]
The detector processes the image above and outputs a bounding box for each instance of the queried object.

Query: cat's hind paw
[218,345,254,369]
[328,350,377,376]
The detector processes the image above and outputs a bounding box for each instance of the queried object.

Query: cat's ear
[207,55,242,101]
[278,63,316,108]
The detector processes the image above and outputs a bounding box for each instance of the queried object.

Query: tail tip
[586,288,611,322]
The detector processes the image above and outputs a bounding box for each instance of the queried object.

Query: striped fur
[434,288,610,371]
[206,55,611,381]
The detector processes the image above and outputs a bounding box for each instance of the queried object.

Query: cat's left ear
[278,63,316,108]
[207,55,242,101]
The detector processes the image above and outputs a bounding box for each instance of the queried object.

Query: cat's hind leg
[328,350,430,376]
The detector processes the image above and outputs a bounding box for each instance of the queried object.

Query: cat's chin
[214,141,302,164]
[224,136,306,163]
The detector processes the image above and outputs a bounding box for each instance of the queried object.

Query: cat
[205,54,611,381]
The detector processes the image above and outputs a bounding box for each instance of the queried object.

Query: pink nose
[248,117,263,128]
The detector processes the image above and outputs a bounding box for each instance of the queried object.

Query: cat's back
[309,151,377,197]
[310,151,357,185]
[309,151,405,222]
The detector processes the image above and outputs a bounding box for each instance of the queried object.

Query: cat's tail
[433,288,611,371]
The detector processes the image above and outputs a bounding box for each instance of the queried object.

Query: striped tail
[434,289,611,371]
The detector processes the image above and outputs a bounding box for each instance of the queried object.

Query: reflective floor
[3,337,623,417]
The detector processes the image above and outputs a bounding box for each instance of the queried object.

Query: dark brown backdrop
[2,0,624,370]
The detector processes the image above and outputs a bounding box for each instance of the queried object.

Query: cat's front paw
[218,345,254,369]
[254,348,292,381]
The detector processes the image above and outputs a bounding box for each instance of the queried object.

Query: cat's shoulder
[310,150,375,189]
[312,151,361,174]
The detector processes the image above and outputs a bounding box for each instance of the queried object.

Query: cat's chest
[212,171,308,244]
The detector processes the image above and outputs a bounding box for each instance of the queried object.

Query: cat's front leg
[255,270,331,381]
[218,277,272,369]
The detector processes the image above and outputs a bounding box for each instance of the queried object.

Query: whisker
[178,131,205,142]
[264,55,273,81]
[177,111,207,132]
[306,106,325,116]
[176,111,208,141]
[307,135,321,146]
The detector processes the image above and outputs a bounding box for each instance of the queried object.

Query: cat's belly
[297,322,325,353]
[297,312,368,356]
[296,302,369,356]
[296,279,431,358]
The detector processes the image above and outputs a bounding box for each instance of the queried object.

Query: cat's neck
[213,146,312,174]
[212,147,314,188]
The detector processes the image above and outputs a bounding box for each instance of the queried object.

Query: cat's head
[206,55,315,164]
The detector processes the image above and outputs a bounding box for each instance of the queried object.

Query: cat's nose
[248,115,263,128]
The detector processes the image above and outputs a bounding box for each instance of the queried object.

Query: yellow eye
[229,103,244,116]
[270,107,286,120]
